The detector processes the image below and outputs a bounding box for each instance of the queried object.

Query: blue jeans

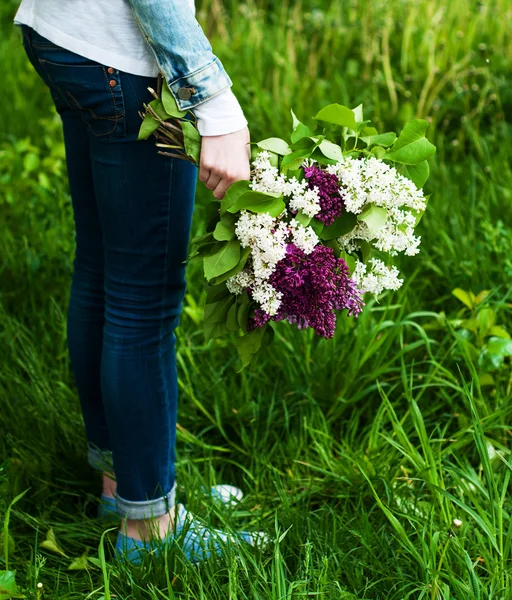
[21,26,197,519]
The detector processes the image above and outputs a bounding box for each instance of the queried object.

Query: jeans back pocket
[28,31,126,140]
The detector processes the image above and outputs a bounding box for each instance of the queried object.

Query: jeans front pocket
[36,51,126,140]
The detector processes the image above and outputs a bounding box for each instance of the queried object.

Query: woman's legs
[90,101,197,524]
[21,26,196,531]
[79,76,196,522]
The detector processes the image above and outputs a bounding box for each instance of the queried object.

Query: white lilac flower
[352,258,403,296]
[288,219,319,254]
[330,156,426,257]
[251,280,283,316]
[288,187,321,217]
[326,156,426,215]
[234,210,287,283]
[226,269,255,295]
[250,151,321,217]
[374,208,422,256]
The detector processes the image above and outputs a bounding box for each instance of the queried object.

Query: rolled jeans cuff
[87,442,114,472]
[116,482,177,519]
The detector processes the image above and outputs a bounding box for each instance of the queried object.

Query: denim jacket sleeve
[127,0,232,110]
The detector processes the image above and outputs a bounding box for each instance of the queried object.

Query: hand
[199,127,251,200]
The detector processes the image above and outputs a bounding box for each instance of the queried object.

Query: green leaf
[294,211,312,227]
[310,218,324,236]
[204,320,230,342]
[226,301,240,332]
[138,112,160,140]
[486,337,512,357]
[203,239,241,280]
[204,295,235,341]
[319,212,358,240]
[209,246,251,285]
[221,180,252,214]
[23,152,40,172]
[309,149,338,166]
[204,295,234,325]
[291,109,301,129]
[0,571,17,597]
[318,140,343,161]
[359,240,372,263]
[357,205,388,237]
[479,373,495,386]
[191,231,215,246]
[398,160,430,189]
[360,132,397,147]
[237,292,252,333]
[87,557,102,569]
[360,126,378,137]
[480,337,512,370]
[150,98,171,120]
[40,529,68,557]
[161,81,187,118]
[213,213,237,241]
[314,104,357,131]
[371,146,387,159]
[257,138,292,156]
[452,288,474,310]
[206,283,231,304]
[281,149,311,171]
[180,121,201,164]
[204,200,221,230]
[68,551,91,571]
[227,191,285,217]
[291,122,314,144]
[488,325,510,339]
[352,103,364,124]
[385,119,436,165]
[340,251,357,274]
[236,325,268,370]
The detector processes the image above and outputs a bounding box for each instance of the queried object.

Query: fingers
[205,171,222,192]
[199,165,210,184]
[198,127,252,200]
[212,177,233,201]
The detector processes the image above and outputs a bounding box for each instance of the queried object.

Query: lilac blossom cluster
[250,244,364,337]
[248,151,426,297]
[225,149,426,337]
[303,164,344,226]
[227,207,363,337]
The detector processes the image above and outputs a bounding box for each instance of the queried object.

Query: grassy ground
[1,0,512,598]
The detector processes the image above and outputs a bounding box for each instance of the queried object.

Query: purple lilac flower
[303,164,344,226]
[249,243,364,338]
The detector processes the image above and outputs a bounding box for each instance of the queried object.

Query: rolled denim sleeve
[127,0,232,110]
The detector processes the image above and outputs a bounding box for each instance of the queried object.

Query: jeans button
[107,67,115,74]
[109,79,117,88]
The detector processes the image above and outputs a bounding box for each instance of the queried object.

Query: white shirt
[14,0,247,136]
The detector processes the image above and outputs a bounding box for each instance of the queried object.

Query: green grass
[1,0,512,598]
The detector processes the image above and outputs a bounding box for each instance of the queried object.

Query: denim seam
[158,157,175,501]
[66,91,123,123]
[168,57,220,87]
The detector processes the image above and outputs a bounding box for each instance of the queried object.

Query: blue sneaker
[98,485,244,519]
[115,503,268,565]
[207,484,244,507]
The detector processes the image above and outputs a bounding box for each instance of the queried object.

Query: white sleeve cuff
[192,88,248,137]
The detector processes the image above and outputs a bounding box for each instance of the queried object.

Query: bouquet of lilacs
[139,81,435,367]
